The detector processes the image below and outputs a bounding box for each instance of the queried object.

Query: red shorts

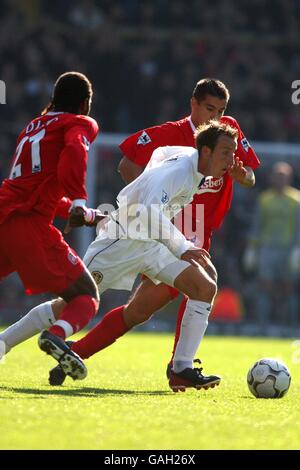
[0,214,84,295]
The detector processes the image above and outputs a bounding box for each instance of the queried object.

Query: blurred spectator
[243,162,300,327]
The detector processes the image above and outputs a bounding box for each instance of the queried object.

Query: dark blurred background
[1,0,300,336]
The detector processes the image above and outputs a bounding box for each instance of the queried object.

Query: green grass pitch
[0,332,299,450]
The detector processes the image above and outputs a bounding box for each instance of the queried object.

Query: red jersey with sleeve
[0,112,99,225]
[119,115,260,246]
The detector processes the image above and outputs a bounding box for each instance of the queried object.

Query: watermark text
[291,80,300,104]
[0,80,6,104]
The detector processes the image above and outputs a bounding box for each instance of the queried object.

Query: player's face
[206,135,237,178]
[191,95,227,126]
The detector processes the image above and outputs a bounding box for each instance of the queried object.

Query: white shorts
[83,235,190,295]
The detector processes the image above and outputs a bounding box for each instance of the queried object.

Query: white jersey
[105,146,205,258]
[84,146,206,293]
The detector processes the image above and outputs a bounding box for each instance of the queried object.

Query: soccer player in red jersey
[0,72,100,380]
[116,78,261,384]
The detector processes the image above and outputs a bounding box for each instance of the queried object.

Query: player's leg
[3,269,99,379]
[0,215,99,378]
[156,259,220,391]
[0,269,102,357]
[67,237,178,360]
[38,266,99,380]
[172,263,217,368]
[0,299,64,356]
[70,277,176,360]
[168,258,218,370]
[165,295,188,377]
[48,266,99,339]
[22,219,100,378]
[49,278,179,385]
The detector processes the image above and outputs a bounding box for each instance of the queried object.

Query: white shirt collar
[188,115,196,133]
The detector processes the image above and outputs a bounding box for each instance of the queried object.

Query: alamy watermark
[96,199,205,247]
[291,80,300,104]
[0,80,6,104]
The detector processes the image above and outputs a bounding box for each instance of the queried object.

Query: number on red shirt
[9,128,45,179]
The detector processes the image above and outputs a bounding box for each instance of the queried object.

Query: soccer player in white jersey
[0,120,237,390]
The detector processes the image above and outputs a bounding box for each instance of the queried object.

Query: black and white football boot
[168,359,221,392]
[49,364,67,386]
[38,331,87,381]
[48,340,74,386]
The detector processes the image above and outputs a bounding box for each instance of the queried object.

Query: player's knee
[189,277,217,302]
[60,270,100,304]
[76,271,99,301]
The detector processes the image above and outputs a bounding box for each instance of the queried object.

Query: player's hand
[64,206,86,234]
[181,248,211,268]
[228,157,247,184]
[64,207,106,234]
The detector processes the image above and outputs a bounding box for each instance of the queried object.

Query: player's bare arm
[228,157,255,188]
[118,156,143,184]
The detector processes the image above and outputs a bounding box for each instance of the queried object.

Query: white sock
[0,301,55,353]
[173,299,211,373]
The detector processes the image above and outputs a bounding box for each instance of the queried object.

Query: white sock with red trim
[0,301,55,354]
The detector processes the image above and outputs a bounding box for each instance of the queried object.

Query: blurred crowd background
[1,0,300,336]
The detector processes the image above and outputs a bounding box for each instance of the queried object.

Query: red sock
[72,305,130,359]
[170,295,188,363]
[49,295,98,339]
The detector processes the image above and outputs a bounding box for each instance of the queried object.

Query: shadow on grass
[0,385,170,398]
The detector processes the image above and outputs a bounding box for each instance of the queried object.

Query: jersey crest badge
[137,131,151,146]
[92,271,103,285]
[241,137,250,152]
